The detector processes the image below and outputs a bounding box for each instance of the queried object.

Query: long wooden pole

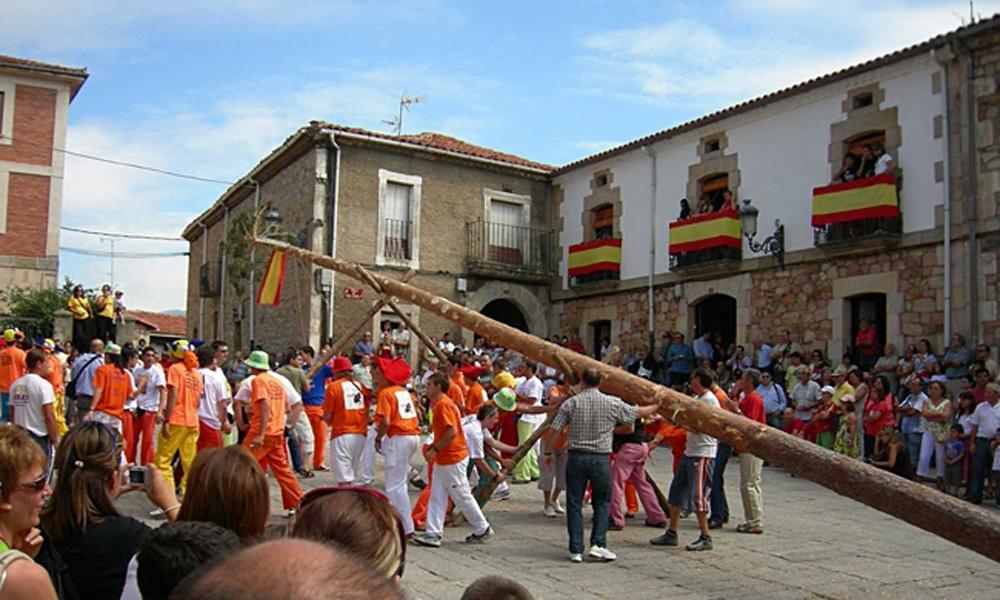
[305,269,416,379]
[253,236,1000,563]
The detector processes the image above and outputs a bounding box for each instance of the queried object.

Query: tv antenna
[382,93,426,135]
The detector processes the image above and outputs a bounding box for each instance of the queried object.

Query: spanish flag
[256,250,286,306]
[669,210,741,255]
[568,238,622,276]
[811,174,899,227]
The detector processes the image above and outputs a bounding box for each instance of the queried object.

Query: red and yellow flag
[668,210,741,255]
[811,174,899,227]
[256,250,286,306]
[568,238,622,276]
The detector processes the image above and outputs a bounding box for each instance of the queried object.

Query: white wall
[555,53,944,289]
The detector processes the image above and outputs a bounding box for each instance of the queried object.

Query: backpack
[65,355,100,400]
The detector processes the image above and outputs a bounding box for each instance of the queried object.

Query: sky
[3,0,996,312]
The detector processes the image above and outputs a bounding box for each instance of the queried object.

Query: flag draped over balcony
[256,250,286,306]
[668,210,741,255]
[811,174,899,226]
[568,238,622,276]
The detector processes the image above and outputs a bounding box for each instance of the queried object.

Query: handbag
[65,355,101,400]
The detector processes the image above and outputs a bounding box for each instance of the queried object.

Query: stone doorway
[847,293,887,365]
[482,299,529,334]
[693,294,737,361]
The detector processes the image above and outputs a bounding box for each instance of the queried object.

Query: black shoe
[707,520,724,530]
[686,534,713,551]
[608,521,623,531]
[649,530,678,546]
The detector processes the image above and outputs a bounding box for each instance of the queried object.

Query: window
[0,83,14,145]
[0,91,5,137]
[594,173,609,187]
[845,130,886,158]
[376,169,422,268]
[591,203,614,240]
[852,93,874,110]
[484,189,531,266]
[704,138,720,153]
[699,173,729,212]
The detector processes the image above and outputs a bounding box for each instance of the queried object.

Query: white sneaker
[587,545,617,562]
[544,505,557,518]
[553,499,565,514]
[568,553,583,563]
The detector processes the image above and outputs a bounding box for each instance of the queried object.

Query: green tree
[0,277,81,338]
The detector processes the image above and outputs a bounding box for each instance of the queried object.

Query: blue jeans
[903,432,922,467]
[709,443,732,524]
[1,392,8,422]
[968,437,992,504]
[565,451,611,554]
[285,427,303,472]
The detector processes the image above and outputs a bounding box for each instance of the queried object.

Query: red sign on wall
[343,287,364,299]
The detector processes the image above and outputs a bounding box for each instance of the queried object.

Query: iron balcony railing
[383,218,413,261]
[465,219,556,277]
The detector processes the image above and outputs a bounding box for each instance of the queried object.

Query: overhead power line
[60,246,189,258]
[60,225,185,242]
[0,134,237,185]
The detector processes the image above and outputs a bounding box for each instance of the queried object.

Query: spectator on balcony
[716,190,737,213]
[833,152,859,183]
[696,194,712,215]
[942,334,972,400]
[664,333,694,389]
[854,318,879,371]
[857,144,877,179]
[679,198,692,220]
[693,332,714,365]
[872,142,895,176]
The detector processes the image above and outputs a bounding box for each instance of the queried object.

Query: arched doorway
[693,294,737,359]
[481,299,529,334]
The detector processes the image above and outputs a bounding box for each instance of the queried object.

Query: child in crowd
[944,424,966,497]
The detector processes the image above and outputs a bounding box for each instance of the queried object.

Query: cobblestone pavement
[119,447,1000,600]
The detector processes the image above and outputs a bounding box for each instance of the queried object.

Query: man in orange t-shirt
[243,350,303,511]
[461,365,488,416]
[448,356,468,398]
[412,372,492,548]
[373,355,420,535]
[323,356,369,485]
[153,341,203,493]
[0,329,28,422]
[88,343,135,434]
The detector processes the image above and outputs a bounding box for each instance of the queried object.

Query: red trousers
[197,420,223,453]
[123,410,157,465]
[244,434,303,510]
[305,406,327,469]
[121,411,134,462]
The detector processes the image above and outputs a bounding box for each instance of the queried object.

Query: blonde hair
[0,424,46,501]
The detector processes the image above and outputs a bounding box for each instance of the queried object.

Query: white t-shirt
[10,373,55,437]
[132,364,166,412]
[969,401,1000,439]
[123,371,137,411]
[685,391,721,459]
[516,375,546,426]
[235,372,302,406]
[438,340,455,354]
[875,153,894,175]
[462,414,485,460]
[198,367,232,430]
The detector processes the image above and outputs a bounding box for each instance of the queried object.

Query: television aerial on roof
[382,93,427,135]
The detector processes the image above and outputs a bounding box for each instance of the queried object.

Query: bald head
[170,539,403,600]
[90,339,105,354]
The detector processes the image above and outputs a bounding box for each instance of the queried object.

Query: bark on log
[253,236,1000,563]
[305,269,415,379]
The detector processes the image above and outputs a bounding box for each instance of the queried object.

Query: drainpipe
[249,179,261,350]
[322,129,342,344]
[199,222,207,337]
[954,35,979,345]
[219,205,229,340]
[931,48,953,344]
[643,145,657,352]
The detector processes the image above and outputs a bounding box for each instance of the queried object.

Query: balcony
[668,210,742,272]
[569,237,621,288]
[465,219,556,283]
[812,174,902,250]
[199,260,222,298]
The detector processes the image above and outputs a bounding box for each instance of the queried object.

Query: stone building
[0,55,87,301]
[182,123,554,356]
[551,17,1000,360]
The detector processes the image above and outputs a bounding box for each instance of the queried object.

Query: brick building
[182,123,554,356]
[0,55,87,299]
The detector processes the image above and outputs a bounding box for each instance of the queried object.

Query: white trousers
[382,434,420,534]
[331,433,365,484]
[426,457,489,537]
[360,424,377,484]
[916,431,945,478]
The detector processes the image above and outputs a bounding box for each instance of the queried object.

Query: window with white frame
[0,81,15,144]
[376,169,422,267]
[484,189,530,266]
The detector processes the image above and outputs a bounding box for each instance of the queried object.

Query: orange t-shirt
[375,385,420,437]
[249,372,288,438]
[92,365,134,418]
[166,361,202,428]
[465,382,487,416]
[450,372,469,397]
[447,383,466,412]
[432,395,468,466]
[323,376,368,437]
[44,354,64,393]
[0,347,27,393]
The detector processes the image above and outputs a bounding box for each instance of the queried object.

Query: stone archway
[481,299,529,333]
[463,281,548,345]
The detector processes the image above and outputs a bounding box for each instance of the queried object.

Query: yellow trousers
[153,425,199,493]
[53,391,69,437]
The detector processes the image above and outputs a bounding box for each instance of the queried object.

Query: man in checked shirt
[544,367,660,564]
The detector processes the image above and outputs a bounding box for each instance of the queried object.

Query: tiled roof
[0,54,88,98]
[553,14,1000,175]
[322,123,555,172]
[130,310,187,336]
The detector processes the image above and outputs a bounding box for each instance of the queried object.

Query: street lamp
[263,206,282,228]
[738,198,785,268]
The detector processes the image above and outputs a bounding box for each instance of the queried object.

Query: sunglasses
[291,486,406,578]
[16,473,48,492]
